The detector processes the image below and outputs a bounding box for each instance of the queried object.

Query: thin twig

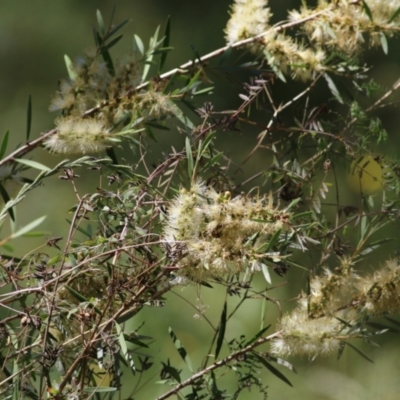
[136,11,326,91]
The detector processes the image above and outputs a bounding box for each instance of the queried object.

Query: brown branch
[0,129,56,169]
[136,11,326,92]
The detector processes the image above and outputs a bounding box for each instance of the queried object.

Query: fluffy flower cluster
[225,0,400,80]
[262,31,326,81]
[271,297,344,357]
[46,53,175,154]
[271,259,400,358]
[225,0,325,80]
[45,116,113,154]
[290,0,400,55]
[163,181,291,282]
[225,0,272,44]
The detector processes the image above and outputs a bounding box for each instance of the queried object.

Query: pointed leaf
[344,342,374,363]
[245,325,271,347]
[108,19,130,39]
[215,301,227,359]
[168,327,193,372]
[266,355,297,373]
[324,73,344,104]
[11,215,46,239]
[14,158,51,172]
[133,34,144,56]
[361,0,374,21]
[380,32,388,55]
[26,95,32,141]
[83,387,117,393]
[96,9,105,36]
[0,182,14,221]
[115,322,135,373]
[64,54,77,80]
[159,15,171,72]
[0,130,9,159]
[253,353,293,387]
[261,263,272,284]
[388,6,400,22]
[185,137,193,178]
[103,34,123,52]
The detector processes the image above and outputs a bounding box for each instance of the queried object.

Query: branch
[136,11,326,91]
[155,330,282,400]
[0,129,56,168]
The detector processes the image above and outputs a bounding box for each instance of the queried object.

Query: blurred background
[0,0,400,398]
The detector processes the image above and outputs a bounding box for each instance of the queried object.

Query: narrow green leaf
[103,34,123,52]
[380,32,388,55]
[14,158,51,172]
[192,86,214,96]
[145,122,170,131]
[199,132,216,157]
[185,137,194,178]
[215,301,227,359]
[179,69,202,94]
[253,353,293,387]
[26,95,32,141]
[359,237,393,256]
[145,125,158,142]
[264,50,286,82]
[267,355,297,373]
[337,341,346,360]
[115,322,136,373]
[96,9,105,36]
[12,359,19,400]
[168,327,193,372]
[64,285,89,303]
[0,182,14,221]
[64,54,77,80]
[0,130,9,159]
[344,342,374,363]
[201,152,222,172]
[133,34,144,56]
[291,211,313,220]
[11,215,46,239]
[169,101,195,130]
[361,0,374,21]
[100,45,115,76]
[106,147,118,164]
[83,387,117,393]
[261,263,272,284]
[159,15,171,72]
[285,197,301,212]
[108,19,130,39]
[142,26,160,82]
[244,325,271,347]
[256,229,281,253]
[388,6,400,22]
[324,73,344,104]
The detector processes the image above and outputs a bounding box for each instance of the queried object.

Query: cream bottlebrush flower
[289,0,400,55]
[271,298,344,358]
[357,259,400,315]
[163,181,291,281]
[308,260,359,317]
[225,0,272,44]
[44,116,113,154]
[263,31,326,80]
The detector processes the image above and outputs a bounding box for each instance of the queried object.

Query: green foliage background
[1,0,400,398]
